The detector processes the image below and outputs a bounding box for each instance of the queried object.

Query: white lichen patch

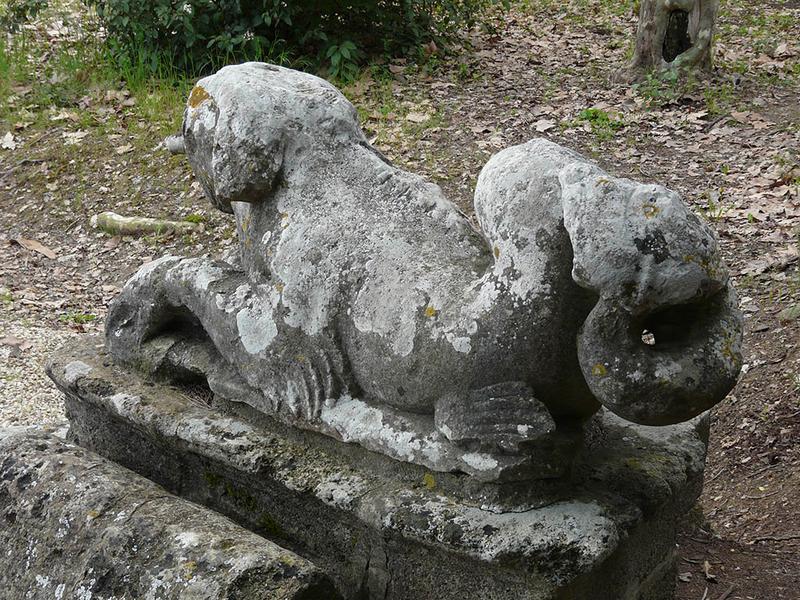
[175,531,200,548]
[236,294,277,354]
[461,452,499,471]
[64,361,92,385]
[183,260,225,292]
[131,255,180,282]
[108,393,140,414]
[216,283,251,314]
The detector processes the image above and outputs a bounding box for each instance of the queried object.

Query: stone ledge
[47,340,710,599]
[0,429,338,600]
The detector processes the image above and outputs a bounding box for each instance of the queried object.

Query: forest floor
[1,1,799,598]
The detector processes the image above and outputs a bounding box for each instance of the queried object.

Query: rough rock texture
[0,428,338,600]
[617,0,720,82]
[49,341,712,600]
[104,63,742,477]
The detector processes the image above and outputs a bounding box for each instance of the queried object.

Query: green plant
[84,0,502,76]
[0,0,48,32]
[325,40,361,83]
[60,311,97,325]
[634,70,682,106]
[575,108,624,141]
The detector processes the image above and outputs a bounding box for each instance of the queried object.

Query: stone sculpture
[106,62,742,479]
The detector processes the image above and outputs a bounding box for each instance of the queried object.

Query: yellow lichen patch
[423,472,436,490]
[188,85,212,109]
[683,254,720,279]
[182,560,198,580]
[592,363,607,377]
[642,203,660,218]
[720,332,738,364]
[424,305,438,318]
[493,246,500,258]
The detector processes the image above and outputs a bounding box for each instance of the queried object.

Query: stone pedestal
[0,430,338,599]
[47,340,710,600]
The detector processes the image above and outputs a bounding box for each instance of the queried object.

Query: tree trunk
[616,0,719,83]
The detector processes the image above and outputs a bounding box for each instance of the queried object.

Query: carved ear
[560,166,725,311]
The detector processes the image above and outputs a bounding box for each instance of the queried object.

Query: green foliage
[59,311,97,324]
[0,0,48,32]
[634,70,682,106]
[325,40,362,83]
[81,0,500,76]
[575,108,624,141]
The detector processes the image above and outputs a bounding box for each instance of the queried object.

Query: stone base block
[48,341,711,600]
[0,429,337,599]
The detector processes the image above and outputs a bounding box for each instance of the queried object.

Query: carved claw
[435,382,556,454]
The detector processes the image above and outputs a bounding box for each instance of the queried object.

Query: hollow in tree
[617,0,719,82]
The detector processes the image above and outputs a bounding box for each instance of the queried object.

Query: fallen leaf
[1,132,16,150]
[0,336,32,351]
[406,112,429,123]
[535,119,557,132]
[11,237,58,260]
[50,109,79,122]
[63,130,89,145]
[703,560,717,582]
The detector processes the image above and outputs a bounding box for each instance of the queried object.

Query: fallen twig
[92,211,201,236]
[742,490,780,500]
[751,533,800,544]
[717,585,735,600]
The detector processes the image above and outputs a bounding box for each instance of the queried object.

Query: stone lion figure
[106,63,742,477]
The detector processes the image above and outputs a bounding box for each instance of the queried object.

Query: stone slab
[48,340,711,600]
[0,429,338,599]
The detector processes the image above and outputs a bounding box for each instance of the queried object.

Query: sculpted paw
[435,383,555,454]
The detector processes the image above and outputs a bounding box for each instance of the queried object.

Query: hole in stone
[663,9,692,63]
[637,294,724,351]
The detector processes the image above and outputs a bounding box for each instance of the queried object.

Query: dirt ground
[1,1,798,598]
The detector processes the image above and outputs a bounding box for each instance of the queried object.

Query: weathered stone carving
[0,429,338,599]
[105,63,742,479]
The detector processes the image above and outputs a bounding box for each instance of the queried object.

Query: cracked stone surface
[0,428,338,600]
[47,341,710,599]
[104,62,742,477]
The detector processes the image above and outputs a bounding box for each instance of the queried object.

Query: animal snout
[577,286,743,426]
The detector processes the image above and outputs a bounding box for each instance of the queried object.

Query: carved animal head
[181,62,362,213]
[560,163,743,425]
